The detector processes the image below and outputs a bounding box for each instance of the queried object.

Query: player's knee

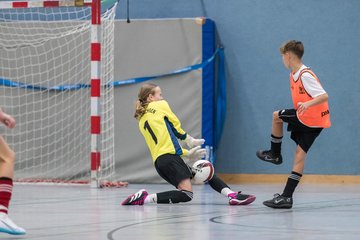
[172,190,193,203]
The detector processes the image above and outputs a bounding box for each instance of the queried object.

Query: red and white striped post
[90,0,102,188]
[0,0,84,9]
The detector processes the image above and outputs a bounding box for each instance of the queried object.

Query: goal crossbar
[0,0,91,9]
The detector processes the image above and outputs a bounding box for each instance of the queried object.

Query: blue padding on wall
[0,49,220,91]
[215,47,226,149]
[202,19,215,155]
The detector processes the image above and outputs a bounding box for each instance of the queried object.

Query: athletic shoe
[0,213,26,235]
[263,193,293,209]
[228,192,256,205]
[121,189,148,205]
[256,150,283,165]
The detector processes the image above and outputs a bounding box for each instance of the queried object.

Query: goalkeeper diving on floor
[121,83,256,205]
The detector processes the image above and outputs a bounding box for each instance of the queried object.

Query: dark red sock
[0,177,13,214]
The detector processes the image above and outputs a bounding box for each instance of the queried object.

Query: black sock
[208,174,229,193]
[282,171,302,197]
[157,190,193,204]
[271,134,283,156]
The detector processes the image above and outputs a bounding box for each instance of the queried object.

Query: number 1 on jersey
[144,120,158,144]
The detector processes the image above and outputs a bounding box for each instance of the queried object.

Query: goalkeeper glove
[184,134,205,148]
[187,146,206,162]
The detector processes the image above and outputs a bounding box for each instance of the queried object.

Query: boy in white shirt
[256,40,331,209]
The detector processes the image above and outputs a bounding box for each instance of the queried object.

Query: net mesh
[0,4,118,185]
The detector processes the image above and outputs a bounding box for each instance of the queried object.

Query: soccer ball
[191,160,214,184]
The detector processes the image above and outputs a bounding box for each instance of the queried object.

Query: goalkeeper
[0,108,26,235]
[121,83,255,205]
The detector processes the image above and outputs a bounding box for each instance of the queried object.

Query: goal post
[0,0,120,187]
[90,0,102,188]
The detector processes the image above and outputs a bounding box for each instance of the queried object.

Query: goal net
[0,0,118,186]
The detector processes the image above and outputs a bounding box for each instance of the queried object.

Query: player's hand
[0,111,15,129]
[187,146,206,162]
[297,102,310,116]
[184,134,205,148]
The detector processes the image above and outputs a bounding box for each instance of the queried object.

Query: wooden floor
[5,183,360,240]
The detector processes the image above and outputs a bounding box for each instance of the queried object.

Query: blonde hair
[134,83,158,120]
[280,40,304,59]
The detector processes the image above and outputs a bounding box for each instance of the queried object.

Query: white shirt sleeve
[301,72,326,98]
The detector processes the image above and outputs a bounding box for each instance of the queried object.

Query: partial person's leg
[271,111,284,156]
[282,145,305,197]
[177,178,192,191]
[0,136,15,179]
[263,145,306,209]
[291,145,306,174]
[122,154,194,205]
[282,129,322,199]
[0,137,26,235]
[256,110,284,164]
[152,178,193,204]
[209,175,256,205]
[151,156,194,204]
[272,110,284,138]
[121,179,193,205]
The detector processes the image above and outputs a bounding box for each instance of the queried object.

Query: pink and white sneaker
[228,191,256,205]
[121,189,148,205]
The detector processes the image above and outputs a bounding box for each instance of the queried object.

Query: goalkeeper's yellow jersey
[138,100,189,162]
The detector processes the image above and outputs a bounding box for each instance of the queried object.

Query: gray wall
[115,0,360,175]
[113,20,203,182]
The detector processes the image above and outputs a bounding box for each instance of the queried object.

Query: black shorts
[154,154,193,188]
[278,109,323,153]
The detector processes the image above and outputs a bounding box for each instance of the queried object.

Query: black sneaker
[256,150,283,165]
[263,193,293,209]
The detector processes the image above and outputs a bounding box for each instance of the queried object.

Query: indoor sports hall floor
[6,183,360,240]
